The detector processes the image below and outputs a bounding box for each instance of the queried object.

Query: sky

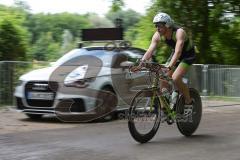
[0,0,152,16]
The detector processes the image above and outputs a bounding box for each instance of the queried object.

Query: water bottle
[161,88,170,100]
[170,90,178,109]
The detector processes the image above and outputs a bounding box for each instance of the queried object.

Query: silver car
[14,46,146,122]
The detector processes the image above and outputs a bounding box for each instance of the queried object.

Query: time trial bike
[128,62,202,143]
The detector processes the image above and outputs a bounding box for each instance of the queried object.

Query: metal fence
[186,64,240,107]
[0,61,240,106]
[186,64,240,97]
[0,61,50,106]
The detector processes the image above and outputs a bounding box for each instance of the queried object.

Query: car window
[53,49,87,66]
[111,53,128,68]
[87,50,113,67]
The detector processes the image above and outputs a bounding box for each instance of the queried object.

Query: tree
[0,4,30,60]
[110,0,125,12]
[30,32,60,61]
[0,19,27,60]
[26,13,92,44]
[25,12,92,61]
[211,17,240,64]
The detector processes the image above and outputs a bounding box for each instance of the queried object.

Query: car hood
[20,66,58,81]
[19,65,113,82]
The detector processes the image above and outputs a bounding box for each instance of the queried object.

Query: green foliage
[0,19,27,60]
[29,32,60,61]
[0,4,27,25]
[0,4,30,61]
[25,12,93,61]
[110,0,125,12]
[211,17,240,64]
[26,13,92,44]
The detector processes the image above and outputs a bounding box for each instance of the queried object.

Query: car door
[111,48,148,108]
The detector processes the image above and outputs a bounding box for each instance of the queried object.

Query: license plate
[27,92,54,100]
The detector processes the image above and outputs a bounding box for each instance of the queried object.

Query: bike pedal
[160,110,174,125]
[166,117,174,125]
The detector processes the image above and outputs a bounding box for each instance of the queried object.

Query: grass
[205,96,240,102]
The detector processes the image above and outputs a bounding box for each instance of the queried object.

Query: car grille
[25,81,58,107]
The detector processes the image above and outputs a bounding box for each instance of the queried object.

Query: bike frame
[147,70,177,119]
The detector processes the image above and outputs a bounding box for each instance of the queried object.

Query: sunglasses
[154,23,165,28]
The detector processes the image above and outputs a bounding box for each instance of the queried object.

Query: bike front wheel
[176,88,202,136]
[128,89,161,143]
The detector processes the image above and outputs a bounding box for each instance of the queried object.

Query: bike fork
[159,96,176,124]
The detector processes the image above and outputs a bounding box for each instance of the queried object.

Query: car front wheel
[95,86,118,121]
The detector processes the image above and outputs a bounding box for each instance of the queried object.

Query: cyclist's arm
[167,29,185,68]
[141,32,160,61]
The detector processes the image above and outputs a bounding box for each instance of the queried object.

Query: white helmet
[153,12,174,28]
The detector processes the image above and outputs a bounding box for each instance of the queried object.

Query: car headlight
[64,65,88,85]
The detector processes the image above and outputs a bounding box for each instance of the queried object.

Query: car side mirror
[120,61,134,68]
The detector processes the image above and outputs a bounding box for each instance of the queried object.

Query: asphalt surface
[1,103,240,160]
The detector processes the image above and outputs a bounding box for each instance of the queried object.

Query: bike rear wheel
[176,88,202,136]
[128,89,161,143]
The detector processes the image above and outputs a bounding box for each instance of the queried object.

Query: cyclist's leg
[161,52,175,91]
[172,61,192,104]
[160,70,173,90]
[159,55,175,112]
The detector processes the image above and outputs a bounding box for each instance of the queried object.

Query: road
[0,103,240,160]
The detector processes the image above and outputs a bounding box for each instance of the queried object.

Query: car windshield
[53,49,87,66]
[53,49,113,67]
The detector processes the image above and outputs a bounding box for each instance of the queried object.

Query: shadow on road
[20,114,117,124]
[136,134,220,146]
[20,115,63,123]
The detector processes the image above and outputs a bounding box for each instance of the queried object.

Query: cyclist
[134,12,196,107]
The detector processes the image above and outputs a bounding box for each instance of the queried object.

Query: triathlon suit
[164,26,196,69]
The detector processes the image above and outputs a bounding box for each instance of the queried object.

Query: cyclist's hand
[129,65,142,72]
[162,68,169,73]
[162,66,172,74]
[129,59,145,72]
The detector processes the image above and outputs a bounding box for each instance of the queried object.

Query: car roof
[82,46,146,54]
